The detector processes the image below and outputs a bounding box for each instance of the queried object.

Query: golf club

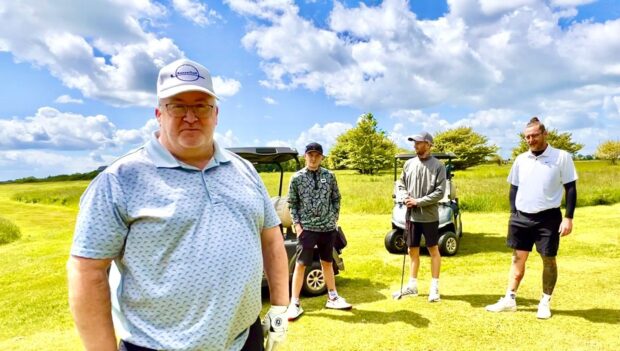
[392,249,407,299]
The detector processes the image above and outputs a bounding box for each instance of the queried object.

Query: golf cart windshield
[393,152,456,181]
[227,147,300,196]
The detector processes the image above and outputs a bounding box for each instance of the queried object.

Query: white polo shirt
[71,132,280,350]
[507,145,578,214]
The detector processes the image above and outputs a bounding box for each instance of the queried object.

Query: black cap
[305,142,323,155]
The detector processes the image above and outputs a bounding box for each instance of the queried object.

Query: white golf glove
[261,305,288,351]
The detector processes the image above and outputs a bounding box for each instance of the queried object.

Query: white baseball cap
[157,58,218,99]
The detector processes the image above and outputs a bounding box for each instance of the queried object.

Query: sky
[0,0,619,181]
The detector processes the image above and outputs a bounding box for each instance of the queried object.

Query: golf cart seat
[439,178,456,203]
[271,196,293,228]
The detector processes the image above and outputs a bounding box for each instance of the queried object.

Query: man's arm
[509,185,518,213]
[330,174,341,223]
[559,181,577,236]
[414,162,446,207]
[67,256,117,351]
[287,176,302,233]
[261,226,290,306]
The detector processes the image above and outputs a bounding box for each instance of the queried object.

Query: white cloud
[0,149,117,180]
[264,97,277,105]
[214,129,240,148]
[294,122,352,154]
[0,107,154,151]
[55,95,84,104]
[172,0,221,26]
[550,0,597,7]
[230,0,620,113]
[212,76,242,98]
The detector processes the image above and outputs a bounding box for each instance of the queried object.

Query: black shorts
[406,221,440,248]
[119,317,264,351]
[296,229,336,265]
[507,208,562,257]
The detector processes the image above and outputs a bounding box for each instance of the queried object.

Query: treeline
[1,169,103,184]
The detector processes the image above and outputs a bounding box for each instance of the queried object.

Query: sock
[431,278,439,289]
[291,297,300,306]
[407,278,418,289]
[328,289,338,300]
[505,289,516,300]
[541,293,552,304]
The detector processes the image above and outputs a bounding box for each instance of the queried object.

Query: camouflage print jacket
[288,167,341,232]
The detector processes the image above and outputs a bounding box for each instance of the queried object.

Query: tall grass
[261,160,620,214]
[11,186,86,207]
[0,216,21,244]
[454,160,620,212]
[7,161,620,214]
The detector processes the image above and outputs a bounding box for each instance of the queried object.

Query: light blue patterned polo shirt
[71,132,280,350]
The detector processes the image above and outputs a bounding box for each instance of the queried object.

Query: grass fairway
[1,175,620,350]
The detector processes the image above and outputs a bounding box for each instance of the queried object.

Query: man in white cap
[392,131,446,302]
[68,58,289,351]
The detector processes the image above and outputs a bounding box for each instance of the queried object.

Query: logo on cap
[173,64,205,82]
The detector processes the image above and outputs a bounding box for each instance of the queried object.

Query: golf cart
[384,153,463,256]
[228,147,346,296]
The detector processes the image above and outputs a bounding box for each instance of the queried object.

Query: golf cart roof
[395,152,456,160]
[227,147,299,164]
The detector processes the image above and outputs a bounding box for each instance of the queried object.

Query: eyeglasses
[524,133,542,140]
[164,103,214,119]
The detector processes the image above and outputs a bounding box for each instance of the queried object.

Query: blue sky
[1,0,619,181]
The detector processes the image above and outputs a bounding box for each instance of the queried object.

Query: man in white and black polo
[486,117,577,319]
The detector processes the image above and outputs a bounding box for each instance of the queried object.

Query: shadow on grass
[519,308,620,324]
[261,278,388,305]
[311,308,430,328]
[334,277,389,304]
[443,294,620,324]
[440,294,539,308]
[457,232,511,256]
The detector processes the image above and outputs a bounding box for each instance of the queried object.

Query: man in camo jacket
[286,142,352,320]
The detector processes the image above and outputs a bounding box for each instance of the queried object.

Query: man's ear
[214,105,219,125]
[155,107,162,124]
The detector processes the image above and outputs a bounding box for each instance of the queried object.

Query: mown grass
[1,161,619,350]
[0,216,21,244]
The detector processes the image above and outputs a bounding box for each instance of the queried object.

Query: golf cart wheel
[385,229,407,254]
[302,262,326,296]
[439,231,459,256]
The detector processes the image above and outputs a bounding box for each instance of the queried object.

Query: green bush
[0,216,21,244]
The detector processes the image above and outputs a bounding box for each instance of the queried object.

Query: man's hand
[295,223,303,236]
[404,197,418,208]
[559,217,573,237]
[262,305,288,351]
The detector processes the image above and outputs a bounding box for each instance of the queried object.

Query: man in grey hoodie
[394,132,446,302]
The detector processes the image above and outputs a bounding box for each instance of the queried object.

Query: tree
[432,127,499,170]
[329,113,397,175]
[512,129,583,159]
[595,140,620,164]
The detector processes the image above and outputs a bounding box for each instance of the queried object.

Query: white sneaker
[537,300,551,319]
[428,288,440,302]
[287,303,304,321]
[325,296,352,310]
[485,297,517,312]
[392,286,418,298]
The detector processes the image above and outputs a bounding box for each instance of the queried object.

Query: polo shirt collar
[527,144,554,158]
[146,131,231,169]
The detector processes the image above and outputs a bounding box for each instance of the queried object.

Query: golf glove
[262,305,288,351]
